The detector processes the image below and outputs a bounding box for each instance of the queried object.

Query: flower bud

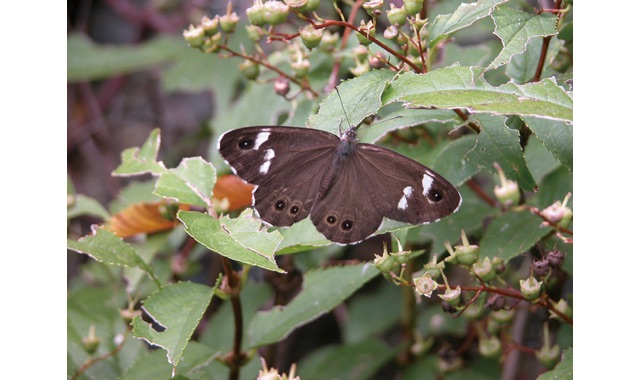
[299,25,323,49]
[478,334,502,359]
[374,251,398,273]
[274,77,290,96]
[533,258,550,278]
[363,0,384,16]
[493,162,520,206]
[441,300,456,313]
[386,4,407,26]
[540,193,572,228]
[403,0,423,16]
[423,255,444,279]
[438,285,461,307]
[486,293,506,311]
[490,308,515,324]
[546,249,566,268]
[246,24,264,42]
[219,12,240,33]
[520,275,543,300]
[82,325,101,354]
[200,16,220,36]
[454,230,479,266]
[202,33,222,53]
[290,58,310,78]
[356,20,375,46]
[472,257,496,282]
[353,45,369,61]
[369,53,386,69]
[383,25,399,40]
[183,24,206,48]
[550,298,572,320]
[264,1,289,25]
[284,0,307,11]
[349,60,370,77]
[247,1,267,26]
[239,59,260,80]
[536,323,561,369]
[304,0,321,12]
[413,272,438,298]
[319,31,339,52]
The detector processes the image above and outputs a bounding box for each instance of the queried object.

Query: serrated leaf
[247,263,379,347]
[382,66,573,123]
[308,69,396,134]
[429,0,509,47]
[297,339,401,380]
[67,228,159,286]
[523,116,573,172]
[465,114,537,191]
[178,209,284,273]
[431,134,480,187]
[155,157,216,207]
[537,347,573,380]
[487,7,558,71]
[358,108,460,144]
[276,218,331,254]
[105,202,187,238]
[68,34,181,81]
[478,210,553,262]
[67,194,110,220]
[132,282,214,369]
[113,128,167,176]
[524,134,561,184]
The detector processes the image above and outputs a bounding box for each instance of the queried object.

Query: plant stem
[222,256,244,380]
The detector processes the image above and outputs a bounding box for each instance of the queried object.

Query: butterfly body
[218,126,461,244]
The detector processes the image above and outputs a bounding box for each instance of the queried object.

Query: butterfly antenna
[335,87,352,131]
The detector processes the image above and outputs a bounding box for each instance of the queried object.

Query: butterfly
[218,125,461,244]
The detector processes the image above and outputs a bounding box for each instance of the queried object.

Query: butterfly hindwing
[355,143,462,224]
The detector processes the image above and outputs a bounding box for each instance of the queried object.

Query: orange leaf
[105,201,189,238]
[213,174,254,211]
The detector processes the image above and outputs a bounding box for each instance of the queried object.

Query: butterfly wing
[309,142,461,244]
[218,126,339,227]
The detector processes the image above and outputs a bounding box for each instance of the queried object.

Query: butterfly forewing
[218,126,339,227]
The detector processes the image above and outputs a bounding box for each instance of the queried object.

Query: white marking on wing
[259,149,275,174]
[254,132,270,150]
[422,173,434,195]
[397,186,413,210]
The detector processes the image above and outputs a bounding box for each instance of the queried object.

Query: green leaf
[431,134,480,187]
[382,66,573,123]
[344,283,401,343]
[506,36,563,84]
[308,69,396,134]
[67,228,160,286]
[178,210,284,273]
[297,339,402,380]
[247,263,379,347]
[429,0,509,48]
[524,134,561,185]
[112,128,167,176]
[358,108,460,144]
[120,349,173,380]
[537,347,573,380]
[155,157,216,207]
[132,282,215,369]
[487,6,558,71]
[68,34,181,81]
[276,219,331,254]
[67,194,110,220]
[523,116,573,172]
[465,115,537,191]
[478,210,553,262]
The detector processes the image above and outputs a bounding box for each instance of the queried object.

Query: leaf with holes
[131,282,215,370]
